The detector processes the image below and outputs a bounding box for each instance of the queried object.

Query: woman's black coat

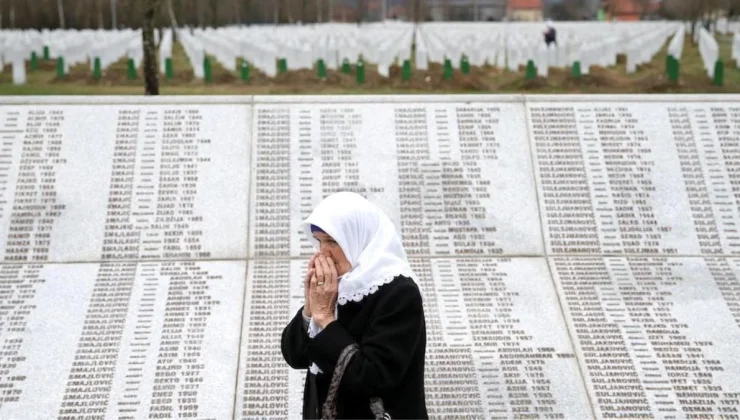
[281,275,428,419]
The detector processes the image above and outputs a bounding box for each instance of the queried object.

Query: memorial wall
[0,95,738,419]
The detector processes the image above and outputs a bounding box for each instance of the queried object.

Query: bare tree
[166,0,177,33]
[730,0,740,17]
[57,0,65,28]
[410,0,424,22]
[96,0,104,28]
[196,0,204,26]
[660,0,729,37]
[301,0,308,22]
[357,0,366,23]
[209,0,218,26]
[110,0,117,28]
[143,0,163,95]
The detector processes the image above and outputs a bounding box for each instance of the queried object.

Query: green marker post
[356,59,365,84]
[318,59,327,79]
[572,61,582,79]
[402,59,412,81]
[460,55,470,75]
[526,60,537,80]
[56,57,65,79]
[278,58,288,74]
[30,52,39,71]
[43,46,50,60]
[713,60,724,86]
[443,58,453,80]
[342,58,351,74]
[93,57,102,80]
[203,57,213,83]
[127,58,137,80]
[165,58,174,80]
[667,56,679,82]
[241,61,250,81]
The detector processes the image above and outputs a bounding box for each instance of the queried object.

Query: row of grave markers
[2,22,736,86]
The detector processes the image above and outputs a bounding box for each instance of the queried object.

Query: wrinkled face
[312,232,352,278]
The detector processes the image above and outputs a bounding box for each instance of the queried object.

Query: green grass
[1,37,738,95]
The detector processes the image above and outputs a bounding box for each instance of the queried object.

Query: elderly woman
[281,192,428,420]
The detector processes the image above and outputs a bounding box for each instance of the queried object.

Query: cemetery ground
[1,34,738,95]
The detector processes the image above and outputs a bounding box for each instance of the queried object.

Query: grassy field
[0,34,737,95]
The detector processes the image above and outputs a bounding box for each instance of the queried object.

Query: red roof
[610,0,639,14]
[508,0,542,10]
[609,0,660,14]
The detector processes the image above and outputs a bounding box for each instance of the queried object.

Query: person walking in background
[281,192,428,419]
[544,20,557,46]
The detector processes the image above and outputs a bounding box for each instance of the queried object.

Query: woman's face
[312,231,352,277]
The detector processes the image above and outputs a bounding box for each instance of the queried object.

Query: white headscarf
[301,192,418,375]
[302,191,417,305]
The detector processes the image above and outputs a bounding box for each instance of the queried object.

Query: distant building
[601,0,661,21]
[387,5,409,20]
[426,0,507,22]
[507,0,543,21]
[331,4,359,22]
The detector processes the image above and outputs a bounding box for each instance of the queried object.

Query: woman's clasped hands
[303,252,339,329]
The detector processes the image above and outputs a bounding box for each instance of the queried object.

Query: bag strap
[321,344,359,420]
[321,344,389,420]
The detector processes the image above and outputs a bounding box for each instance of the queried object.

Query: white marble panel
[0,105,250,263]
[420,257,592,419]
[0,260,246,420]
[528,102,740,256]
[238,257,592,420]
[550,256,740,419]
[248,102,543,258]
[237,260,295,419]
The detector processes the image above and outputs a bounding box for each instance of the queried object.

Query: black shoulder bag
[320,343,391,420]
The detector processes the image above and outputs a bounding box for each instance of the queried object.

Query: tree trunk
[234,0,241,24]
[110,0,117,28]
[97,0,104,28]
[9,0,13,28]
[209,0,218,26]
[143,0,162,95]
[197,0,204,26]
[57,0,65,28]
[166,0,178,40]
